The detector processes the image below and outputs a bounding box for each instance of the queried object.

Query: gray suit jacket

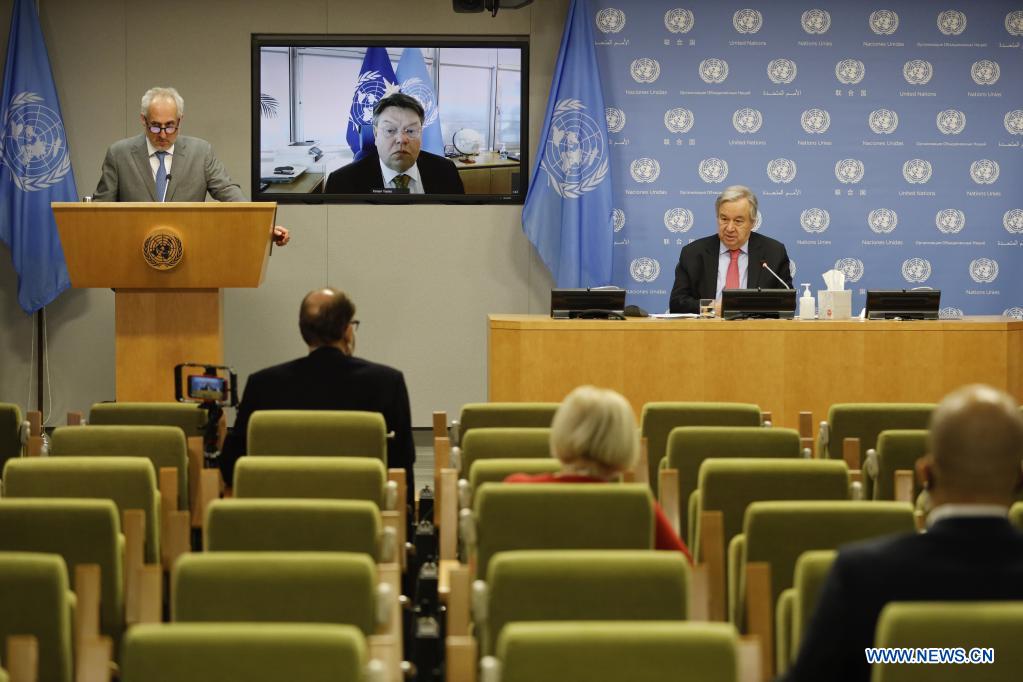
[93,134,245,202]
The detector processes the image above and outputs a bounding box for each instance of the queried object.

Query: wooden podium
[53,202,276,401]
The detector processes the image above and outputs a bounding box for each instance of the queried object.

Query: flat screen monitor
[721,289,797,320]
[865,289,941,320]
[550,289,626,319]
[252,34,528,204]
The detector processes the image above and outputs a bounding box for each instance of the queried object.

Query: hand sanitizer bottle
[799,283,815,320]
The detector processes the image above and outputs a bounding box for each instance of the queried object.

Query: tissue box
[818,290,852,320]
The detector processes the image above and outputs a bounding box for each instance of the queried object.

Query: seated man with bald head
[219,288,414,498]
[783,384,1023,682]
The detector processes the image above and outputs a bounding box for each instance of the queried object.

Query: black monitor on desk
[550,288,626,319]
[865,289,941,320]
[721,289,797,320]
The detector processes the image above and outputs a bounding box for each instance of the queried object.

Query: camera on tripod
[174,363,238,467]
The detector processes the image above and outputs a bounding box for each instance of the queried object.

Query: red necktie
[725,249,741,289]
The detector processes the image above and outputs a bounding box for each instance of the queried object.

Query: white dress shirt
[377,160,424,194]
[145,138,175,179]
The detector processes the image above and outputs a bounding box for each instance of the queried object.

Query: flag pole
[36,307,45,419]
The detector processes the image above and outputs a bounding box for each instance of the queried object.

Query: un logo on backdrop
[870,10,899,35]
[630,158,660,183]
[733,108,763,134]
[971,60,999,85]
[1003,209,1023,234]
[801,9,831,34]
[936,109,966,135]
[595,8,626,34]
[835,159,865,184]
[664,8,695,34]
[1003,307,1023,320]
[800,208,830,234]
[935,209,966,235]
[664,208,694,233]
[1004,110,1023,135]
[801,108,830,134]
[868,109,899,134]
[630,257,660,283]
[631,58,661,84]
[903,60,933,85]
[753,211,763,232]
[733,9,763,33]
[970,160,999,185]
[788,257,797,277]
[902,258,932,283]
[937,10,967,35]
[1005,10,1023,36]
[767,59,798,84]
[939,307,964,320]
[903,159,932,184]
[698,158,729,183]
[970,258,999,284]
[868,208,898,234]
[767,158,797,184]
[605,107,626,134]
[834,258,865,283]
[612,208,625,233]
[664,108,694,134]
[835,59,865,85]
[699,59,729,84]
[0,92,74,192]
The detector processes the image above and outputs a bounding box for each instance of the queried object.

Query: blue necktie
[155,150,168,202]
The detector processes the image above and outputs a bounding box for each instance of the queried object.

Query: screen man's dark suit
[219,347,415,495]
[324,149,465,194]
[782,516,1023,682]
[668,232,792,314]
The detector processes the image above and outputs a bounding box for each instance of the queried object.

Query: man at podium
[93,86,289,246]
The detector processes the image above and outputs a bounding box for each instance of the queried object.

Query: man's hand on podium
[272,225,290,246]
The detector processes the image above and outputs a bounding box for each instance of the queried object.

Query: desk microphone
[761,260,791,289]
[162,174,172,202]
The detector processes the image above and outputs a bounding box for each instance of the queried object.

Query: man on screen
[325,92,464,195]
[94,86,289,245]
[668,185,789,314]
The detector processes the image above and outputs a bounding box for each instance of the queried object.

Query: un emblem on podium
[143,228,184,271]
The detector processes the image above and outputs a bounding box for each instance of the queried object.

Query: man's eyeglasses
[377,126,422,140]
[351,320,361,331]
[147,122,178,134]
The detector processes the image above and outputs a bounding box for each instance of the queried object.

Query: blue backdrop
[591,1,1023,318]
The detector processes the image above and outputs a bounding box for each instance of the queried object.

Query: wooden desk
[488,315,1023,432]
[262,171,324,195]
[455,152,520,194]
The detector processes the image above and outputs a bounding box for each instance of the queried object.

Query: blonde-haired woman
[506,385,691,560]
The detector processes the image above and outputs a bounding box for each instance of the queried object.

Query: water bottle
[799,283,816,320]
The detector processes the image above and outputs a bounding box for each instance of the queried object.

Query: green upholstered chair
[666,427,804,543]
[1010,502,1023,530]
[468,483,654,579]
[468,459,562,494]
[120,623,368,682]
[233,456,391,508]
[477,550,690,656]
[455,403,559,445]
[88,402,206,437]
[0,664,7,682]
[692,458,850,562]
[641,403,763,495]
[491,621,740,682]
[775,550,837,677]
[0,552,74,682]
[204,498,387,561]
[863,429,928,501]
[172,552,379,636]
[871,602,1023,682]
[817,403,934,468]
[0,499,124,646]
[3,457,160,565]
[457,427,551,477]
[0,403,25,471]
[730,501,915,639]
[50,424,189,511]
[247,410,386,462]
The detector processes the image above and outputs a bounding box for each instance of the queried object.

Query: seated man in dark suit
[325,92,464,195]
[668,185,790,314]
[219,287,415,503]
[783,384,1023,682]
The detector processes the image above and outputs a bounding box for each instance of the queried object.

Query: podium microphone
[761,260,791,289]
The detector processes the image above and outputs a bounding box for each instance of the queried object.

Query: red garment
[503,472,693,563]
[725,248,741,289]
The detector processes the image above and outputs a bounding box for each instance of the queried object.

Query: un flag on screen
[395,48,444,157]
[0,0,78,314]
[522,0,613,288]
[346,47,398,155]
